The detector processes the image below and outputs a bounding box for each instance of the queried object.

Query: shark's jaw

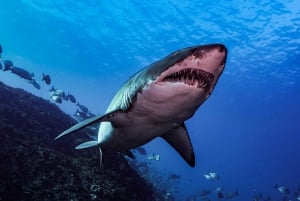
[135,44,227,122]
[156,44,226,94]
[162,68,214,92]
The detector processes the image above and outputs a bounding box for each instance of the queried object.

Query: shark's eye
[172,51,179,56]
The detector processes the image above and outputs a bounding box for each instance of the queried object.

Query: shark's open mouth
[163,68,214,91]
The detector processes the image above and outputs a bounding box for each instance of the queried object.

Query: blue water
[0,0,299,200]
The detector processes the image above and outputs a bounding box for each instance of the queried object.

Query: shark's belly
[100,120,174,151]
[132,82,208,123]
[100,87,207,151]
[100,81,208,151]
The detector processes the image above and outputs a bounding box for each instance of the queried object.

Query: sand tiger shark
[55,44,227,167]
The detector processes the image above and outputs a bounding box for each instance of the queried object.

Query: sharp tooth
[204,74,209,80]
[197,81,201,88]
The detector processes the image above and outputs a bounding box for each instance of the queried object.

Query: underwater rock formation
[0,81,167,201]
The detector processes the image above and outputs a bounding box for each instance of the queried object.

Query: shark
[55,43,227,167]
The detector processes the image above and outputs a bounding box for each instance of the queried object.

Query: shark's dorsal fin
[55,110,122,140]
[161,123,195,167]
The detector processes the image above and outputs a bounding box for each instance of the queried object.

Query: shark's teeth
[163,68,214,91]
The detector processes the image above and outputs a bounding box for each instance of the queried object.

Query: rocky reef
[0,81,167,201]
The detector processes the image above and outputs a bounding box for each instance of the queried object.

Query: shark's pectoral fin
[161,123,195,167]
[75,141,98,149]
[55,110,122,140]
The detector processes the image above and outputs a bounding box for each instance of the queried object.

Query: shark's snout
[202,43,227,53]
[193,43,227,55]
[216,44,227,52]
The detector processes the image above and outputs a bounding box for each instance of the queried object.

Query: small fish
[204,172,220,181]
[209,172,220,180]
[42,73,51,85]
[67,93,76,103]
[49,86,57,98]
[274,184,290,194]
[215,187,223,193]
[203,174,211,180]
[77,102,89,113]
[147,153,160,161]
[10,66,34,81]
[49,87,67,100]
[51,95,62,103]
[55,89,66,99]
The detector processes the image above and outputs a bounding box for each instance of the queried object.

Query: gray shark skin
[55,44,227,167]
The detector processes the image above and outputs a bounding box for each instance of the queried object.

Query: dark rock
[0,81,166,201]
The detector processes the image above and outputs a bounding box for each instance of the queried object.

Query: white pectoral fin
[75,140,99,149]
[55,110,122,140]
[161,123,195,167]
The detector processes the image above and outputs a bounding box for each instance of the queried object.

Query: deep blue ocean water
[0,0,299,200]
